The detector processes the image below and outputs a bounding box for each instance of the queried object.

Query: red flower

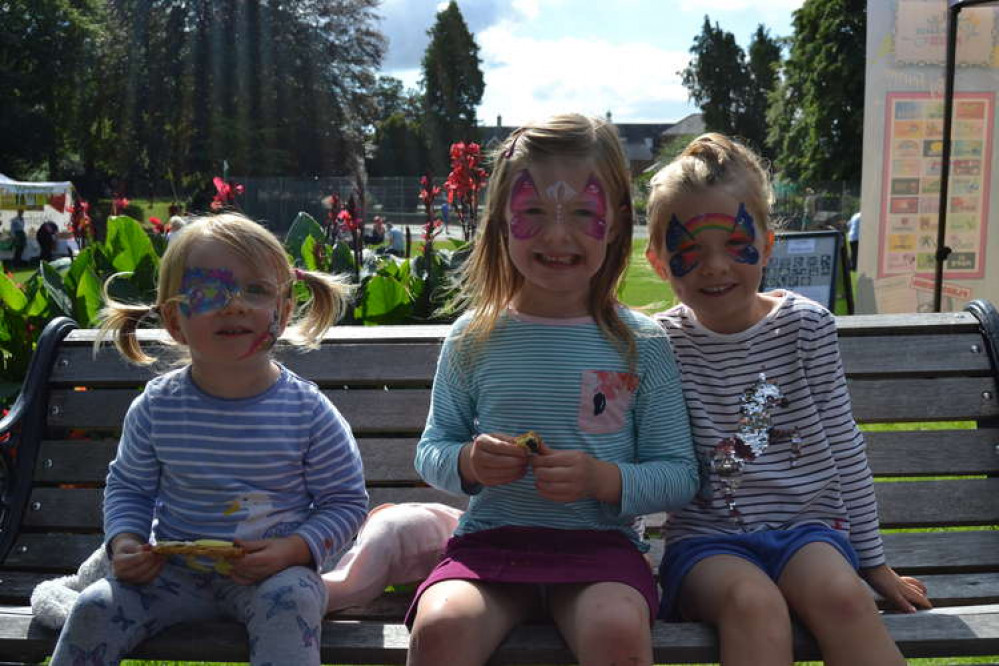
[444,142,488,240]
[212,176,244,210]
[111,196,130,215]
[149,217,166,234]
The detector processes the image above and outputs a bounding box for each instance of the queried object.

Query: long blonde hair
[457,113,636,360]
[646,132,774,259]
[97,213,352,365]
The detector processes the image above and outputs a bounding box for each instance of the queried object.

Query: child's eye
[572,208,595,218]
[244,281,276,298]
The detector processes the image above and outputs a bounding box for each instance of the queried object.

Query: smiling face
[505,158,615,317]
[163,238,291,377]
[647,189,774,334]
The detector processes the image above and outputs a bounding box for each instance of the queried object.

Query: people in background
[10,209,26,265]
[36,220,59,262]
[385,222,406,257]
[364,215,386,245]
[847,211,861,271]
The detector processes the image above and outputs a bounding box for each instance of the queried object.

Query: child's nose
[219,291,250,313]
[699,248,730,274]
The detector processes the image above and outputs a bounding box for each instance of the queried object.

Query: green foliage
[681,17,782,157]
[767,0,866,186]
[421,1,485,173]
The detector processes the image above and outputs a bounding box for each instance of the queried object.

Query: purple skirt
[405,526,657,627]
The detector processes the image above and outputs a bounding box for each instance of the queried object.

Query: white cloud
[678,0,803,10]
[477,25,693,125]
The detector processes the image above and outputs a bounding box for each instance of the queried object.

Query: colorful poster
[878,92,993,279]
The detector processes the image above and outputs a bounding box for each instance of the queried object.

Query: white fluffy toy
[31,545,111,630]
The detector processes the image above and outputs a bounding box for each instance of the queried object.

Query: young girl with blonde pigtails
[407,114,699,666]
[645,133,930,666]
[50,213,368,666]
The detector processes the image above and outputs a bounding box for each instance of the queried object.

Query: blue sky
[378,0,805,126]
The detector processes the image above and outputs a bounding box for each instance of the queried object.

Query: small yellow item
[514,431,543,453]
[152,539,245,559]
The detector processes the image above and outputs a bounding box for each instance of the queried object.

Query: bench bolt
[57,357,70,368]
[985,391,994,400]
[43,459,53,469]
[30,502,41,511]
[971,344,981,353]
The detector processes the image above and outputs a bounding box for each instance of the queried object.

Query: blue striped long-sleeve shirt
[103,365,368,569]
[415,308,699,552]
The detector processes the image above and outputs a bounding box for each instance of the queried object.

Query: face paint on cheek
[508,170,542,240]
[239,308,281,359]
[580,176,608,240]
[179,268,238,317]
[729,203,760,265]
[665,214,700,278]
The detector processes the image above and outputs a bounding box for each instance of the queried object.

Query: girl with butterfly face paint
[50,214,368,666]
[645,134,929,666]
[408,114,698,666]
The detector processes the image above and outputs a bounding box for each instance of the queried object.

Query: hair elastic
[502,129,524,159]
[294,268,307,282]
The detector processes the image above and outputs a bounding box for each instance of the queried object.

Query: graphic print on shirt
[701,373,802,523]
[578,370,639,433]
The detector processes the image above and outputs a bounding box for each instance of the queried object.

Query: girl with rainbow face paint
[643,133,930,666]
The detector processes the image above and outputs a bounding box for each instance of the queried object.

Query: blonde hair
[97,212,352,365]
[646,132,774,260]
[457,113,636,360]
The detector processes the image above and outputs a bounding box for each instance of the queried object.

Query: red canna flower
[211,176,245,211]
[149,217,166,234]
[445,142,488,240]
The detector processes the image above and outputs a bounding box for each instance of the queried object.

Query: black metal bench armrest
[0,317,78,561]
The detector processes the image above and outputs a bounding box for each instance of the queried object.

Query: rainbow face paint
[665,203,759,277]
[508,170,608,240]
[178,268,280,317]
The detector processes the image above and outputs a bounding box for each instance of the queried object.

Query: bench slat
[849,377,999,422]
[839,333,995,376]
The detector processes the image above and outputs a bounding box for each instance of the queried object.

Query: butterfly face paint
[177,268,281,317]
[665,202,759,278]
[508,170,608,241]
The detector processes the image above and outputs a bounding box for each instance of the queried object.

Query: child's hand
[460,434,530,487]
[229,535,312,585]
[110,533,164,584]
[530,442,622,504]
[861,564,932,613]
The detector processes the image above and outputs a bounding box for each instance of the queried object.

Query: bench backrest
[1,307,997,609]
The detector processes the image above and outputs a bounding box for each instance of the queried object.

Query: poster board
[761,230,841,310]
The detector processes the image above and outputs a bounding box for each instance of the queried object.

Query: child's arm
[229,535,312,585]
[103,394,161,572]
[109,532,164,584]
[272,396,369,575]
[802,306,887,567]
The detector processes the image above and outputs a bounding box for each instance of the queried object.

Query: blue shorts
[657,524,860,621]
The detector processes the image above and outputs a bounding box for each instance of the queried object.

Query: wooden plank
[64,324,454,345]
[875,479,999,528]
[1,604,998,664]
[865,429,999,476]
[50,342,441,388]
[834,311,981,335]
[883,531,999,573]
[839,334,994,376]
[848,377,999,422]
[48,387,434,434]
[0,534,102,572]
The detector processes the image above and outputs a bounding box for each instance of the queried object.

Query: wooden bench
[1,301,999,664]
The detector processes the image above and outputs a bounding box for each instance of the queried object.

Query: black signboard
[761,230,841,310]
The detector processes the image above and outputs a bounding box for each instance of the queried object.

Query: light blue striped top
[415,308,699,551]
[103,365,369,569]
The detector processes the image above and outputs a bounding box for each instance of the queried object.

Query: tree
[368,76,428,177]
[767,0,866,185]
[680,17,781,156]
[421,1,484,174]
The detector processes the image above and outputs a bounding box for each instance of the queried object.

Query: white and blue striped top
[655,291,886,568]
[103,364,369,569]
[415,307,700,552]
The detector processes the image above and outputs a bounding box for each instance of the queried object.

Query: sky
[377,0,806,126]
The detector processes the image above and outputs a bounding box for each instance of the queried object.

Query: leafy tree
[421,1,484,174]
[680,17,781,156]
[767,0,865,185]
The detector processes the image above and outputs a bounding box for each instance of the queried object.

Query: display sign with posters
[878,92,993,280]
[762,230,841,310]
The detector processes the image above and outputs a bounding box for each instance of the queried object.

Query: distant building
[478,112,705,175]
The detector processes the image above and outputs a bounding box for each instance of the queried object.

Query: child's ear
[645,247,671,282]
[161,303,187,345]
[762,229,776,265]
[278,296,294,331]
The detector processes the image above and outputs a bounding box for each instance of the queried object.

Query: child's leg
[49,564,220,666]
[407,579,537,666]
[678,554,794,666]
[778,542,905,666]
[221,565,328,666]
[548,581,652,666]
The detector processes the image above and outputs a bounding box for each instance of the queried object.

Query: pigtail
[94,274,160,365]
[288,268,353,347]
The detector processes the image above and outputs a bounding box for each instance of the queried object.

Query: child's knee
[719,577,789,624]
[810,572,877,623]
[255,566,328,619]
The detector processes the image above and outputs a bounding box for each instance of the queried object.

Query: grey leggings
[49,559,328,666]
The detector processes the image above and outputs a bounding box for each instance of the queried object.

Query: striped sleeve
[293,394,369,568]
[103,393,160,548]
[803,307,886,567]
[617,333,699,517]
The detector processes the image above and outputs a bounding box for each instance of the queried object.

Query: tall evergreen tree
[767,0,866,185]
[739,26,782,157]
[681,17,747,137]
[421,1,484,174]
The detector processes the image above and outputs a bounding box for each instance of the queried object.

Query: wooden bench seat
[1,301,998,664]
